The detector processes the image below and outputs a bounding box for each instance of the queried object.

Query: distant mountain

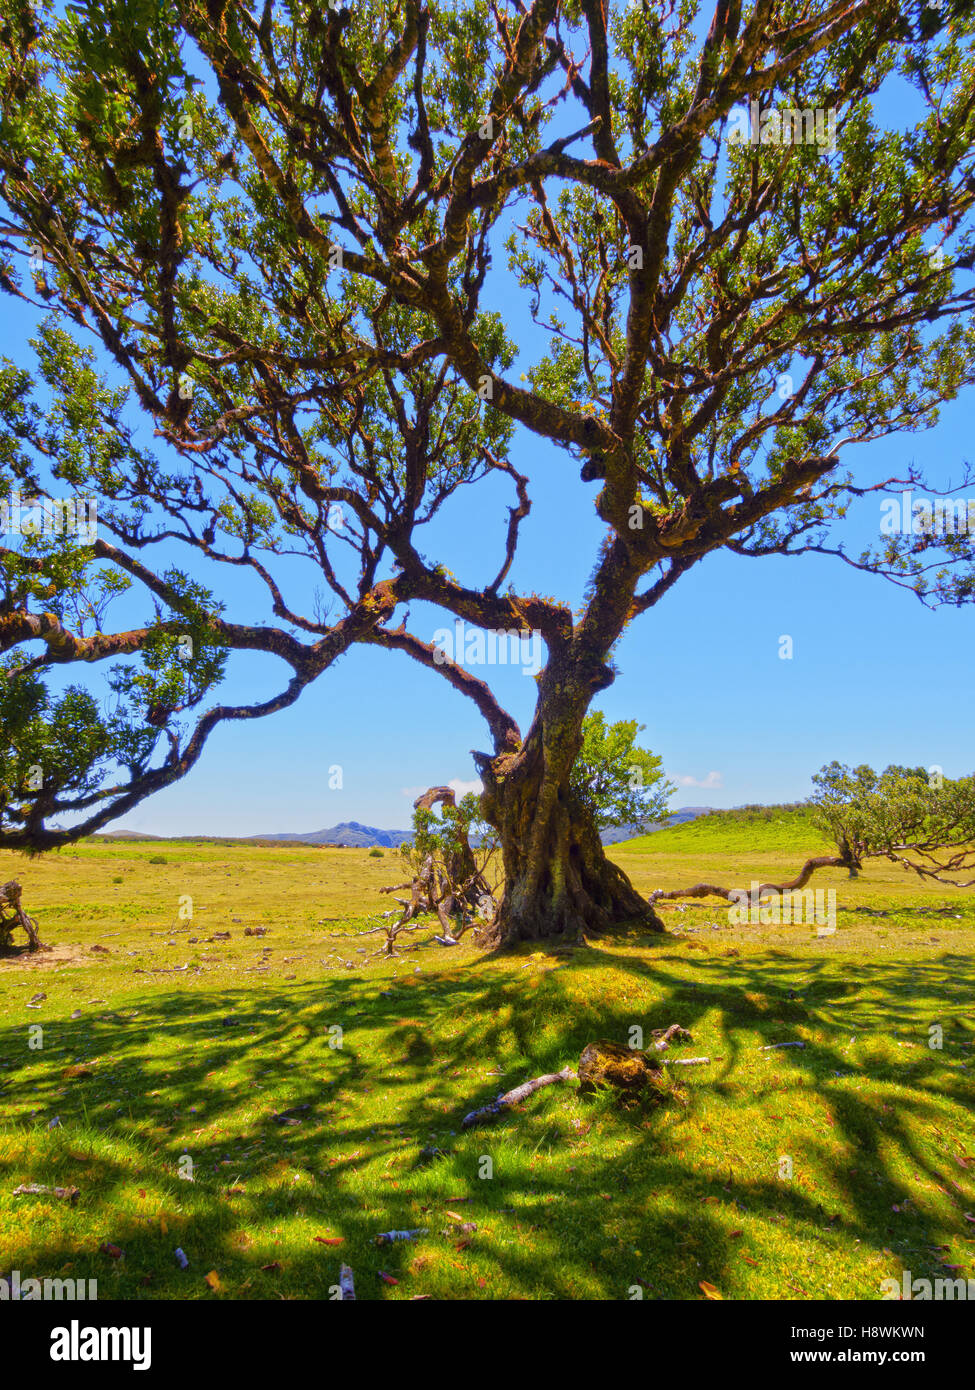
[262,807,712,849]
[250,820,413,848]
[599,806,711,844]
[96,809,711,848]
[95,829,159,840]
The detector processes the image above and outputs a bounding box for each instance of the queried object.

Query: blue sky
[111,457,974,837]
[56,385,975,839]
[3,20,973,837]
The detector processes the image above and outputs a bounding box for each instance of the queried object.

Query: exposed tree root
[649,854,851,907]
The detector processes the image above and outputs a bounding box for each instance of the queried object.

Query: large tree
[1,0,975,947]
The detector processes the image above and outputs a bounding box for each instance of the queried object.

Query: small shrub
[369,847,384,858]
[112,876,123,883]
[148,855,167,865]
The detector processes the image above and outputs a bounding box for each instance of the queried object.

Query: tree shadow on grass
[0,942,971,1299]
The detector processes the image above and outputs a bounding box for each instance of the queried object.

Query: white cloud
[671,770,723,790]
[400,777,483,799]
[448,778,483,798]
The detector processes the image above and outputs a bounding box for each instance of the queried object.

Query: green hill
[625,804,830,856]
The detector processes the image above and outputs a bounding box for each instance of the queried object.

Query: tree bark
[479,702,665,947]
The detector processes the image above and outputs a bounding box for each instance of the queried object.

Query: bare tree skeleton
[0,881,46,952]
[358,787,499,956]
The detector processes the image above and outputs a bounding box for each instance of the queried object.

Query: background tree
[570,712,673,831]
[1,1,975,946]
[810,760,975,885]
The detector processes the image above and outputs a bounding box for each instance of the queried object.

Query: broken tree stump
[577,1039,678,1106]
[578,1039,662,1093]
[459,1025,695,1129]
[0,881,47,953]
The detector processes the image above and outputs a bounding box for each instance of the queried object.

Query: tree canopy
[810,759,975,884]
[1,0,974,939]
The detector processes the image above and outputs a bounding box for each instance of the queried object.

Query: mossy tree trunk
[478,653,665,947]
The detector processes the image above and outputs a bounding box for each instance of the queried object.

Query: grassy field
[0,814,973,1301]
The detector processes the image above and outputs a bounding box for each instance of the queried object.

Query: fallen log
[12,1183,80,1204]
[461,1066,576,1130]
[648,855,851,907]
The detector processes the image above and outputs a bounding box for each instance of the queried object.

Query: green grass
[629,805,826,856]
[0,827,973,1300]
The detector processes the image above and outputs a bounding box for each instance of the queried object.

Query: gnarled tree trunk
[490,787,662,945]
[478,683,665,947]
